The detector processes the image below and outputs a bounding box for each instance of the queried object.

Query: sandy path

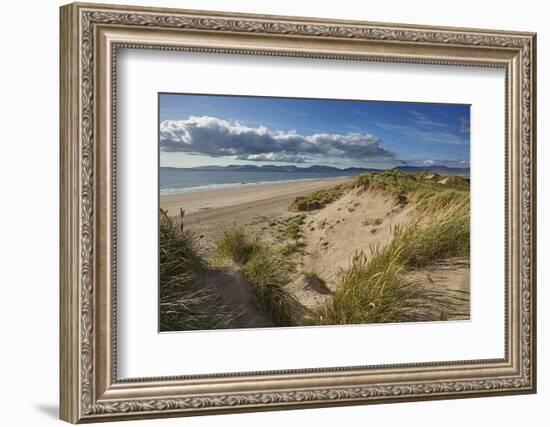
[404,258,470,321]
[203,266,275,329]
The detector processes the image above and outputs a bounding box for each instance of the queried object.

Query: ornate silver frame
[60,2,537,423]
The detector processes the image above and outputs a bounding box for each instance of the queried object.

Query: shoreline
[160,174,355,196]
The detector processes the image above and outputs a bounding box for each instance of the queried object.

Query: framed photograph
[60,2,537,423]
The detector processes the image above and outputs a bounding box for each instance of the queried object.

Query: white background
[0,0,546,426]
[118,50,504,377]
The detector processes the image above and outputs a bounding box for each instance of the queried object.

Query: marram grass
[215,226,300,326]
[289,169,469,213]
[215,226,260,264]
[316,198,470,325]
[159,214,236,331]
[243,245,301,326]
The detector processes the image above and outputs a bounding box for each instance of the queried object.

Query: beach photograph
[158,93,471,332]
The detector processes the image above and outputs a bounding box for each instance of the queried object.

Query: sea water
[159,168,357,195]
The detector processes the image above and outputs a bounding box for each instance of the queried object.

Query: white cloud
[160,116,395,163]
[237,153,307,163]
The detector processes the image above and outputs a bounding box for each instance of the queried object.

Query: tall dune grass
[317,198,469,325]
[290,170,469,212]
[243,245,300,326]
[159,214,232,331]
[215,226,259,264]
[215,226,300,326]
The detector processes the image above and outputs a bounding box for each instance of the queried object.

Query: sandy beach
[160,178,351,216]
[160,177,352,252]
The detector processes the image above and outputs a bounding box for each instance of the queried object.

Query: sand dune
[298,188,414,286]
[161,176,470,326]
[286,188,415,315]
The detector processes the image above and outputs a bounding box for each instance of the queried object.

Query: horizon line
[159,164,470,171]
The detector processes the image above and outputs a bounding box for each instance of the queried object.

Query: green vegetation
[355,169,469,193]
[243,245,300,326]
[280,214,306,240]
[414,188,469,213]
[398,200,469,266]
[215,227,300,326]
[317,250,416,325]
[354,170,469,210]
[275,215,307,253]
[159,214,229,331]
[317,197,469,325]
[215,226,259,264]
[289,183,351,211]
[162,218,301,330]
[280,241,305,256]
[289,170,469,213]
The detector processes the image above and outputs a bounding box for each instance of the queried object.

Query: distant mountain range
[161,164,470,176]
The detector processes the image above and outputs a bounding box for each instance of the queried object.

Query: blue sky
[159,93,470,169]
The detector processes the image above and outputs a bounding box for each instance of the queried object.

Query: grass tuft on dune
[289,183,351,211]
[354,170,469,208]
[215,226,260,264]
[243,245,300,326]
[280,241,305,256]
[215,227,300,326]
[159,214,232,331]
